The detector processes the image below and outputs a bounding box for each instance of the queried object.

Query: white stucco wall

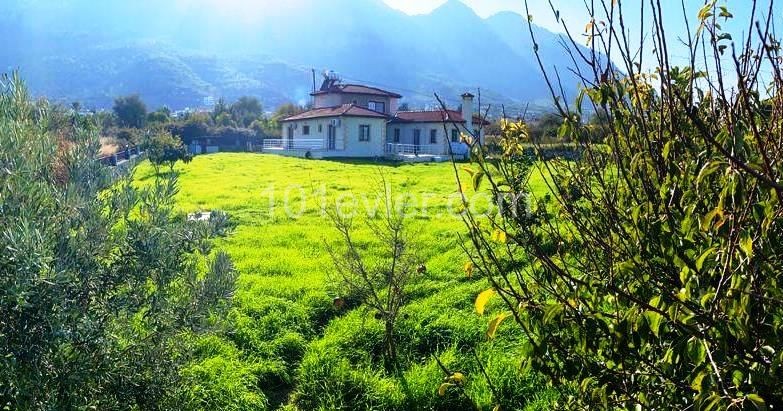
[282,116,386,157]
[283,118,343,150]
[339,117,387,157]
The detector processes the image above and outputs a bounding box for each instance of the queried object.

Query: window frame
[451,129,459,142]
[393,128,400,143]
[368,101,386,113]
[359,124,371,142]
[429,129,437,144]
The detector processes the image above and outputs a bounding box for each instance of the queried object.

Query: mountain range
[1,0,590,114]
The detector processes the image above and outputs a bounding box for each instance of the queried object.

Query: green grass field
[135,153,557,410]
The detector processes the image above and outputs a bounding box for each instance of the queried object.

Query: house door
[287,126,294,149]
[327,125,336,150]
[413,130,421,146]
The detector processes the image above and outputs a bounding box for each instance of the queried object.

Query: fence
[98,146,144,167]
[263,139,326,150]
[385,143,440,156]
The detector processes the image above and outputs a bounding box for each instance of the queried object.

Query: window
[429,129,437,144]
[318,124,323,133]
[451,129,459,142]
[393,128,400,143]
[368,101,385,113]
[359,125,371,141]
[413,129,421,145]
[303,125,310,135]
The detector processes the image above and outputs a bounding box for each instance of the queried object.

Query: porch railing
[263,139,326,150]
[386,143,440,156]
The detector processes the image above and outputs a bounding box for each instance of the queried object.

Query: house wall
[314,94,341,108]
[283,118,342,149]
[314,93,399,115]
[282,116,386,157]
[339,116,387,157]
[340,94,394,114]
[387,122,462,155]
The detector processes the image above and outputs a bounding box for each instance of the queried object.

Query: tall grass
[134,153,557,410]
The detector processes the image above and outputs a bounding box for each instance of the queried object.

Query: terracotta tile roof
[281,104,389,121]
[311,83,403,98]
[389,110,491,125]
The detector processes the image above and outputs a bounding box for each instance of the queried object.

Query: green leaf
[687,337,707,365]
[472,170,485,191]
[739,234,753,258]
[700,292,716,308]
[746,394,766,409]
[475,288,496,315]
[644,310,664,337]
[487,312,511,339]
[542,302,563,324]
[696,247,716,271]
[662,141,673,159]
[690,370,707,392]
[731,370,744,387]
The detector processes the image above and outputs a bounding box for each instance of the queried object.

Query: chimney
[461,92,475,139]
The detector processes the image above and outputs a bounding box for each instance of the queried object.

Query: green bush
[0,74,237,409]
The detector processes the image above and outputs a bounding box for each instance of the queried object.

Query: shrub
[463,1,783,408]
[0,73,237,409]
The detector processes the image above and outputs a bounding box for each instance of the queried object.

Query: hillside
[1,0,590,113]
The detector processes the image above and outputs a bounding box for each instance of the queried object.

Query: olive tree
[0,73,237,409]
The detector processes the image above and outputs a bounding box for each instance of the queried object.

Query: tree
[272,102,305,120]
[145,131,191,171]
[528,112,563,143]
[212,97,229,121]
[147,106,171,124]
[229,96,263,128]
[325,175,420,369]
[461,1,783,408]
[0,73,237,409]
[113,94,147,128]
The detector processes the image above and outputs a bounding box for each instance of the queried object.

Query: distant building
[270,73,487,160]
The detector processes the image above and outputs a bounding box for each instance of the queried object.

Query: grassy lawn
[135,153,556,410]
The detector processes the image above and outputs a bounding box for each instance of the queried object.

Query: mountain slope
[1,0,588,112]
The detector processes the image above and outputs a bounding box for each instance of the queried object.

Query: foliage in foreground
[0,74,237,409]
[464,1,782,409]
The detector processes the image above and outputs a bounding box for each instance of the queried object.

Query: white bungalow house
[268,75,487,160]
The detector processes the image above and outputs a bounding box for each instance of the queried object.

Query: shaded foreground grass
[135,153,557,410]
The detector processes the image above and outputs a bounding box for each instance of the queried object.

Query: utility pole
[311,69,317,106]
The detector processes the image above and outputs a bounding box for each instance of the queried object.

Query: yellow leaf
[463,261,474,278]
[487,312,511,339]
[438,382,453,396]
[491,229,507,244]
[450,372,466,384]
[475,288,496,315]
[493,405,501,411]
[585,19,594,33]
